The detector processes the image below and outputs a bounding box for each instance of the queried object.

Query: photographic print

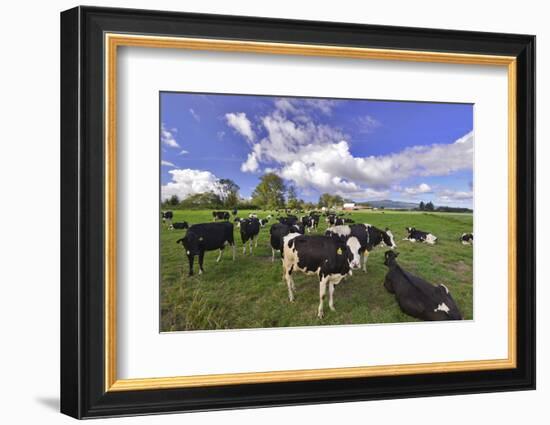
[160,92,474,331]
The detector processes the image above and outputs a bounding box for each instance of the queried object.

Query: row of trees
[162,172,345,210]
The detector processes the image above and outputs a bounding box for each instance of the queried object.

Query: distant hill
[365,200,419,209]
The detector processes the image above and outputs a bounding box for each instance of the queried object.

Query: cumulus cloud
[161,123,179,148]
[161,160,175,167]
[161,168,223,201]
[225,112,255,142]
[178,149,189,155]
[189,108,200,122]
[402,183,433,196]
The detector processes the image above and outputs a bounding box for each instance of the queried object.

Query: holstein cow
[383,251,463,320]
[461,233,474,245]
[259,218,270,227]
[212,211,230,221]
[325,224,396,272]
[161,211,173,224]
[237,217,261,254]
[176,222,235,276]
[169,221,189,230]
[278,215,299,226]
[403,227,438,244]
[282,234,361,318]
[301,215,315,233]
[269,223,305,262]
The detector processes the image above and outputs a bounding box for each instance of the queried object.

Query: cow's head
[384,250,399,267]
[344,236,362,270]
[176,233,200,256]
[382,228,397,249]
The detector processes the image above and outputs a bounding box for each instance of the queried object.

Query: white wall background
[0,0,544,423]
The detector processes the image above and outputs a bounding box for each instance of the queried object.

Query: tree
[180,192,222,209]
[168,194,180,206]
[287,185,299,209]
[425,201,435,211]
[318,193,344,208]
[419,201,425,211]
[217,178,240,208]
[251,173,286,209]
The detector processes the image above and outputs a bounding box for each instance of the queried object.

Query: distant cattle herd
[162,208,472,321]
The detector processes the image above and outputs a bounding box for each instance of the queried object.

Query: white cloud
[161,168,223,201]
[225,112,255,142]
[217,131,225,140]
[402,183,433,196]
[356,115,381,133]
[161,123,179,148]
[437,189,473,202]
[178,149,189,155]
[189,108,200,122]
[161,160,175,167]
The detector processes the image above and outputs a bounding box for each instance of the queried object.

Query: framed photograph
[60,6,535,419]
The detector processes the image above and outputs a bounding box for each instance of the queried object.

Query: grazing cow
[326,214,347,226]
[161,211,173,224]
[403,227,437,244]
[212,211,230,221]
[238,218,261,254]
[325,224,396,273]
[169,221,189,230]
[278,215,299,226]
[461,233,474,245]
[282,234,362,318]
[383,251,463,320]
[259,218,270,227]
[176,222,235,276]
[269,223,305,261]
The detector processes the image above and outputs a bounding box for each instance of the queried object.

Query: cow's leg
[242,241,246,255]
[284,265,295,302]
[254,236,258,248]
[318,276,328,319]
[187,255,195,276]
[249,238,253,254]
[328,282,336,312]
[271,248,275,262]
[362,251,369,272]
[198,251,205,275]
[231,243,235,261]
[216,248,223,263]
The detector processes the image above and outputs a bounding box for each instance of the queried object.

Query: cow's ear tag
[337,247,343,255]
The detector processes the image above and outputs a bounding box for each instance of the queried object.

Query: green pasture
[160,209,473,331]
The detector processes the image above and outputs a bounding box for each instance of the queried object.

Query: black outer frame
[60,6,535,419]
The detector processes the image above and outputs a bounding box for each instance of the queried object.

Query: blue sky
[160,92,474,208]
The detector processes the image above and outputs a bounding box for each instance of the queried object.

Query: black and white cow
[282,234,362,318]
[301,215,315,233]
[212,211,230,221]
[278,215,299,226]
[403,227,438,244]
[269,223,305,261]
[232,207,238,216]
[309,213,320,230]
[176,222,235,276]
[169,221,189,230]
[383,251,463,321]
[248,213,258,219]
[461,233,474,245]
[325,224,396,273]
[237,217,261,254]
[259,218,270,227]
[161,211,173,224]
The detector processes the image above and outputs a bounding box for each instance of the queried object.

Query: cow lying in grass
[282,234,361,318]
[169,221,188,230]
[403,227,438,244]
[176,222,235,276]
[325,224,396,273]
[383,251,462,321]
[461,233,474,245]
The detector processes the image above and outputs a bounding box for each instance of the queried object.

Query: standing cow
[325,224,396,272]
[236,217,261,255]
[212,211,230,221]
[282,234,361,318]
[161,211,173,225]
[269,222,305,262]
[383,251,462,320]
[176,222,235,276]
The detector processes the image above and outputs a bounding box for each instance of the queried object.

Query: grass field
[160,209,473,332]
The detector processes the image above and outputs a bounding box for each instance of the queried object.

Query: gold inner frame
[104,33,517,392]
